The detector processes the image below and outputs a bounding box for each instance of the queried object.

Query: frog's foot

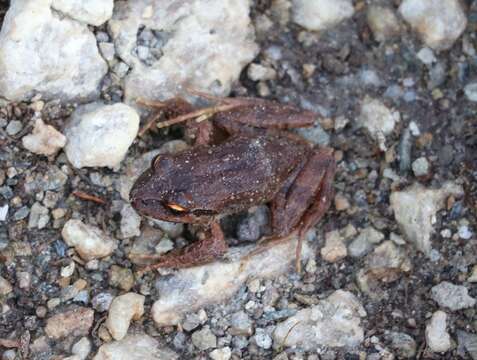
[140,222,228,271]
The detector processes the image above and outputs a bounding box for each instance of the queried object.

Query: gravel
[0,0,476,358]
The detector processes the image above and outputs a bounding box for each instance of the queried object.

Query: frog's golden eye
[166,203,188,212]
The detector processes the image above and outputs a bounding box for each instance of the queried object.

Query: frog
[130,95,336,272]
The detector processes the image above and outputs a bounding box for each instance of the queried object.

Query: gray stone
[431,282,476,311]
[426,311,451,353]
[399,0,467,51]
[390,182,463,255]
[191,326,217,351]
[0,0,107,102]
[109,0,258,104]
[93,334,178,360]
[292,0,354,31]
[64,103,139,169]
[229,311,253,336]
[273,290,366,350]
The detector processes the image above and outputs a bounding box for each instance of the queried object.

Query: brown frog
[130,96,336,271]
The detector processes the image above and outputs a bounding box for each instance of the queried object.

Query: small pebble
[191,326,217,350]
[412,157,430,177]
[458,226,472,240]
[6,120,23,136]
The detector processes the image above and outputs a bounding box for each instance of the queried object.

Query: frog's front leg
[142,222,228,270]
[270,147,336,271]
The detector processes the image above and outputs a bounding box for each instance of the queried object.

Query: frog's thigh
[270,148,336,237]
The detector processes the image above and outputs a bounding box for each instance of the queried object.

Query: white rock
[0,204,8,222]
[209,347,232,360]
[468,265,477,283]
[426,311,451,353]
[0,0,107,102]
[348,227,385,258]
[417,48,437,65]
[62,219,117,261]
[292,0,354,31]
[152,237,311,326]
[247,63,276,81]
[106,293,145,340]
[109,0,258,104]
[52,0,113,26]
[431,282,476,311]
[64,103,139,169]
[321,230,347,262]
[273,290,366,349]
[22,118,66,156]
[358,97,400,151]
[28,202,49,229]
[366,6,401,42]
[0,276,12,296]
[61,262,75,278]
[464,83,477,102]
[93,334,178,360]
[390,182,463,255]
[72,337,91,360]
[399,0,467,51]
[412,157,430,177]
[120,204,141,238]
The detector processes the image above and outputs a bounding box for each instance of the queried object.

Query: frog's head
[130,154,217,224]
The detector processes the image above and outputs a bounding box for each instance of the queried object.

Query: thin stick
[156,103,242,129]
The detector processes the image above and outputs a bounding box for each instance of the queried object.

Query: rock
[152,236,311,326]
[321,230,347,262]
[0,0,107,102]
[182,313,202,332]
[468,265,477,283]
[92,292,114,313]
[458,225,473,240]
[72,337,91,360]
[412,157,430,177]
[45,307,94,339]
[109,265,135,292]
[28,202,50,229]
[348,227,384,258]
[108,0,258,104]
[5,120,22,136]
[390,182,463,255]
[0,276,12,295]
[22,118,66,156]
[51,0,113,26]
[358,97,400,151]
[417,48,437,65]
[120,204,141,238]
[386,332,417,358]
[64,103,139,169]
[191,326,217,351]
[456,331,477,360]
[254,328,272,349]
[426,311,452,353]
[93,334,178,360]
[464,83,477,102]
[229,311,253,336]
[431,282,476,311]
[0,204,8,222]
[155,237,174,255]
[273,290,366,349]
[357,241,410,297]
[247,63,276,81]
[106,293,145,340]
[292,0,354,31]
[399,0,467,51]
[62,219,117,261]
[237,206,270,242]
[210,347,232,360]
[366,6,401,42]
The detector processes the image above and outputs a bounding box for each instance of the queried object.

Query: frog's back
[161,135,308,213]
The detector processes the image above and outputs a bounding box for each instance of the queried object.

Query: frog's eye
[166,203,188,213]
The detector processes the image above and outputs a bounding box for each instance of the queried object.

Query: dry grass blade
[72,191,106,205]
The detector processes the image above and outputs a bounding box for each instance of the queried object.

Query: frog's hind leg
[140,222,228,271]
[270,147,336,272]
